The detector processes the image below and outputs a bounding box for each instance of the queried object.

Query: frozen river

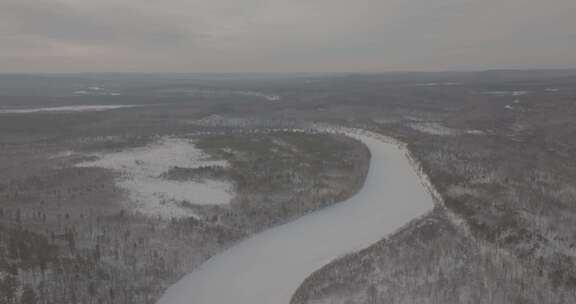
[157,129,435,304]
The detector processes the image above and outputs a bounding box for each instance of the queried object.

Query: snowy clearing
[413,82,459,87]
[76,137,233,219]
[482,90,529,96]
[409,122,486,136]
[0,105,137,114]
[157,127,435,304]
[409,122,458,136]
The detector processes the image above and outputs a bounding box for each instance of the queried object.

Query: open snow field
[0,105,137,114]
[408,122,486,136]
[77,137,233,218]
[157,129,435,304]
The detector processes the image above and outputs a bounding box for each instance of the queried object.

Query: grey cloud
[0,0,575,72]
[0,0,199,49]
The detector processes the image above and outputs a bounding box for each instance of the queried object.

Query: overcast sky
[1,0,575,73]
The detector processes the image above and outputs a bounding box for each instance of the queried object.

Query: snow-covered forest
[1,71,576,303]
[0,114,369,303]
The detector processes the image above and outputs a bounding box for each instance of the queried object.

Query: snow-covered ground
[409,122,459,136]
[157,128,435,304]
[0,105,136,114]
[409,122,486,136]
[413,82,460,87]
[481,90,529,96]
[73,85,122,96]
[158,88,281,101]
[76,137,233,219]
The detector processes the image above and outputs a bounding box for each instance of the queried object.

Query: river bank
[157,127,435,304]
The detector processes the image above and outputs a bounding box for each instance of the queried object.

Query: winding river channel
[157,129,435,304]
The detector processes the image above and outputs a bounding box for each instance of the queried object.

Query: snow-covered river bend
[157,128,435,304]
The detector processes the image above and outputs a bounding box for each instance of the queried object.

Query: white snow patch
[220,90,281,101]
[157,127,434,304]
[0,105,136,114]
[413,82,459,87]
[161,88,281,101]
[482,90,529,96]
[74,89,122,96]
[409,122,458,136]
[465,129,486,135]
[50,150,75,159]
[76,137,233,219]
[407,122,485,137]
